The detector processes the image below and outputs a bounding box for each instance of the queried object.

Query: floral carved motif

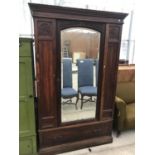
[109,26,120,40]
[38,21,52,37]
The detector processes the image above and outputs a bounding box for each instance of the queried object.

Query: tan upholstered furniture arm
[115,96,127,131]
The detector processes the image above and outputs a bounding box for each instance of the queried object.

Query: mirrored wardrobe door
[60,27,101,123]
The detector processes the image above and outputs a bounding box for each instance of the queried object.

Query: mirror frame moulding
[58,23,104,126]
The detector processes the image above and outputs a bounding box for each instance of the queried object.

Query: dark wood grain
[39,120,112,148]
[34,18,58,130]
[29,3,127,24]
[40,136,112,155]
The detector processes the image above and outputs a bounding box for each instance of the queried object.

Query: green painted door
[19,38,37,155]
[19,57,36,137]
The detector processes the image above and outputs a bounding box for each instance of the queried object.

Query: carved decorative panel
[109,25,120,41]
[38,21,53,37]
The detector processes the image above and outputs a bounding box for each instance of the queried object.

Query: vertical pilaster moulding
[34,18,58,130]
[102,24,123,119]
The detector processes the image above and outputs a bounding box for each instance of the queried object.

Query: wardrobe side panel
[34,18,58,129]
[101,24,122,119]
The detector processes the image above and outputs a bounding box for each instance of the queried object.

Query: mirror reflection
[61,28,100,122]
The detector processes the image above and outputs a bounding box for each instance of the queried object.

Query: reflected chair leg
[90,96,93,101]
[81,95,84,109]
[75,95,78,110]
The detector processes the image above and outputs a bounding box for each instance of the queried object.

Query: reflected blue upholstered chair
[61,58,78,109]
[77,59,97,109]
